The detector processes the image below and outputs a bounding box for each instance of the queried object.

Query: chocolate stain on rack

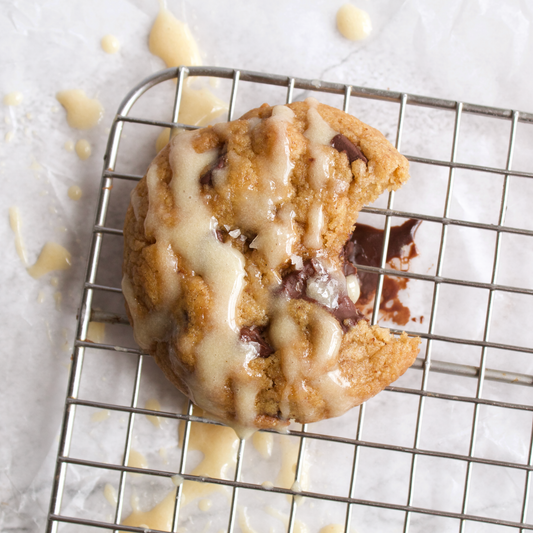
[344,219,422,326]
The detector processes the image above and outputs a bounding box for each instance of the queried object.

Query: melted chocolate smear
[331,134,368,165]
[281,260,317,299]
[240,326,274,358]
[342,241,357,276]
[344,219,421,326]
[200,152,226,187]
[335,295,366,331]
[281,259,365,331]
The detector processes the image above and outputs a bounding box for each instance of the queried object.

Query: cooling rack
[46,66,533,533]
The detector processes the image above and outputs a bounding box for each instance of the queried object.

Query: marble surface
[1,1,533,531]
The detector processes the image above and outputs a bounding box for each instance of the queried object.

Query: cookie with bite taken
[122,98,420,433]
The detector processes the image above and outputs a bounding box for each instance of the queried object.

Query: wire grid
[46,66,533,533]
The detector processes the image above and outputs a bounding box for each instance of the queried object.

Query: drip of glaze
[252,431,274,459]
[91,409,110,423]
[177,412,239,505]
[121,488,177,531]
[250,203,297,269]
[68,185,82,201]
[159,447,169,463]
[273,270,356,419]
[304,201,324,249]
[117,418,242,529]
[265,506,309,533]
[75,139,91,160]
[53,291,62,310]
[225,105,297,270]
[198,498,212,512]
[101,34,120,54]
[154,90,227,145]
[303,99,338,145]
[149,6,202,68]
[319,526,344,533]
[291,480,304,504]
[104,483,118,506]
[148,5,227,127]
[238,506,260,533]
[275,435,309,497]
[86,322,105,343]
[171,474,184,486]
[269,299,307,420]
[336,4,372,41]
[3,92,23,106]
[147,130,259,426]
[8,206,27,265]
[144,398,162,428]
[64,140,74,152]
[259,105,296,196]
[302,98,338,249]
[127,449,147,470]
[27,242,71,279]
[178,86,228,126]
[56,90,104,129]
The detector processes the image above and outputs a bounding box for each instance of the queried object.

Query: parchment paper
[1,1,532,531]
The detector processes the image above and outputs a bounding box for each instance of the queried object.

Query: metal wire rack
[46,66,533,533]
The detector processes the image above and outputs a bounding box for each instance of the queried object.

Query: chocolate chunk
[281,260,317,299]
[281,259,364,330]
[200,167,213,186]
[331,134,368,165]
[200,153,226,187]
[333,295,366,332]
[335,294,362,321]
[245,232,258,247]
[342,241,357,276]
[240,326,274,358]
[215,229,224,242]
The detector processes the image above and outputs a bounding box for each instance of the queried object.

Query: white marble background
[1,0,533,531]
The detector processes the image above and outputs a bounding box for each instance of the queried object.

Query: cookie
[122,98,420,433]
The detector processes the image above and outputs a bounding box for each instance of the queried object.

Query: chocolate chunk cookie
[122,98,420,432]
